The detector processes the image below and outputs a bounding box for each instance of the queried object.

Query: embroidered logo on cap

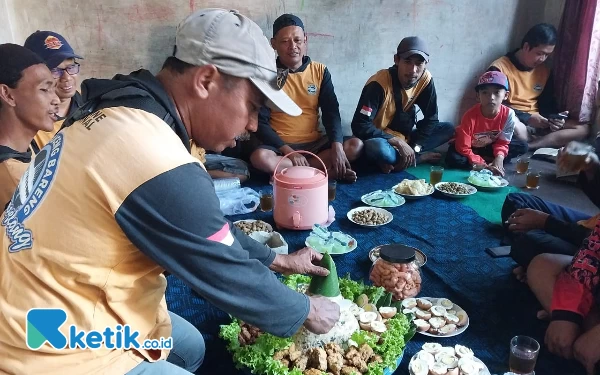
[44,36,63,50]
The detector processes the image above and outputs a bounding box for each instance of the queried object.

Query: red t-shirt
[453,104,517,164]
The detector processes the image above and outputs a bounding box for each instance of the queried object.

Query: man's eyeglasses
[276,68,289,89]
[51,63,80,79]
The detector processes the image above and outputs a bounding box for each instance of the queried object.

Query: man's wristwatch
[414,144,422,153]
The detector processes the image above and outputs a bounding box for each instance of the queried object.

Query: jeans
[445,138,528,169]
[126,312,205,374]
[363,122,454,166]
[501,193,591,267]
[204,154,250,177]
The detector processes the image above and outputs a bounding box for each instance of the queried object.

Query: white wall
[4,0,563,133]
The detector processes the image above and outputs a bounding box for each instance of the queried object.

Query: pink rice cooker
[273,151,329,230]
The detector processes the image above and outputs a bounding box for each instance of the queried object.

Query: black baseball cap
[273,14,304,38]
[24,31,83,70]
[396,36,429,62]
[0,43,46,86]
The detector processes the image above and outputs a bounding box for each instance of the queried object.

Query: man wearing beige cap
[0,8,339,375]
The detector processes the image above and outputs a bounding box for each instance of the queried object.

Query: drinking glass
[430,166,444,185]
[509,335,539,374]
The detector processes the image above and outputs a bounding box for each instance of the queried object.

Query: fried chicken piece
[273,350,288,361]
[327,352,345,375]
[325,342,342,354]
[344,347,360,360]
[368,354,382,364]
[279,359,290,368]
[289,348,302,362]
[348,355,368,373]
[293,355,309,371]
[307,347,328,371]
[341,366,361,375]
[304,369,323,375]
[358,344,374,362]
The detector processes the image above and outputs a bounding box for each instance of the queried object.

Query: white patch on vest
[2,134,64,252]
[307,84,317,95]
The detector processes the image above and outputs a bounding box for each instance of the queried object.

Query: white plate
[409,350,491,375]
[468,175,509,190]
[435,182,477,198]
[305,233,358,255]
[361,190,406,208]
[347,207,393,227]
[232,220,273,234]
[392,182,435,200]
[408,297,469,338]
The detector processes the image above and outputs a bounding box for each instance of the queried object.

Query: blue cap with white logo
[24,31,83,70]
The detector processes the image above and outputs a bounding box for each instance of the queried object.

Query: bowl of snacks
[468,169,509,190]
[409,343,491,375]
[347,207,393,227]
[393,179,434,199]
[233,219,273,234]
[434,182,477,199]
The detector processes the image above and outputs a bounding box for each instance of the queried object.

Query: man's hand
[269,247,329,277]
[280,145,309,166]
[506,208,549,232]
[330,142,350,179]
[549,117,566,132]
[545,320,580,359]
[388,137,415,170]
[487,155,505,176]
[528,113,550,129]
[304,295,340,334]
[574,325,600,375]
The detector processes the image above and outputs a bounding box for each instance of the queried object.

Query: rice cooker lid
[277,166,327,185]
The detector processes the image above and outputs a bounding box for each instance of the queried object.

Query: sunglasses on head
[51,62,80,79]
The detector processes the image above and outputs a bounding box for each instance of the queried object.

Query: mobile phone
[485,246,511,258]
[548,113,568,120]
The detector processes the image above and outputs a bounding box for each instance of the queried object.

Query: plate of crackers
[393,179,435,199]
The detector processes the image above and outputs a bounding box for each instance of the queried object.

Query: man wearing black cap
[0,43,60,206]
[249,14,363,182]
[24,31,84,150]
[351,36,454,173]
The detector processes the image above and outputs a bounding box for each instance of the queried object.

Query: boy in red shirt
[445,71,528,176]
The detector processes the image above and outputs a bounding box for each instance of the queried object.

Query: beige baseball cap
[174,8,301,116]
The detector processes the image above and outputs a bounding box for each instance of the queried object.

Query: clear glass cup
[509,335,539,374]
[516,157,530,174]
[430,166,444,186]
[525,171,541,189]
[259,188,273,212]
[328,181,337,202]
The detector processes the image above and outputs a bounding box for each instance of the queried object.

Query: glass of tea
[509,335,539,374]
[259,189,273,212]
[328,181,337,202]
[430,166,444,186]
[516,157,530,174]
[525,171,541,189]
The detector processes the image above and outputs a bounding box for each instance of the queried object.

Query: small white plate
[361,190,406,208]
[435,182,477,198]
[468,175,509,190]
[408,297,469,338]
[305,234,358,255]
[392,183,435,200]
[347,207,393,227]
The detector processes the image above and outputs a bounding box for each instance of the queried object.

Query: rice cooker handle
[272,150,328,182]
[293,211,302,228]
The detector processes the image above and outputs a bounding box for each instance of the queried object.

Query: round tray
[361,190,406,208]
[392,182,435,200]
[409,297,469,338]
[409,349,491,375]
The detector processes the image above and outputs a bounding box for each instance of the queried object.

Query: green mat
[406,164,519,224]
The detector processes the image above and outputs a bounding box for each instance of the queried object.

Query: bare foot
[417,152,442,164]
[512,266,527,283]
[379,163,394,174]
[341,169,357,183]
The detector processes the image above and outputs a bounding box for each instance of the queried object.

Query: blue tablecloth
[166,170,585,375]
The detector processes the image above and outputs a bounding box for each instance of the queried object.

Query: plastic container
[369,245,422,300]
